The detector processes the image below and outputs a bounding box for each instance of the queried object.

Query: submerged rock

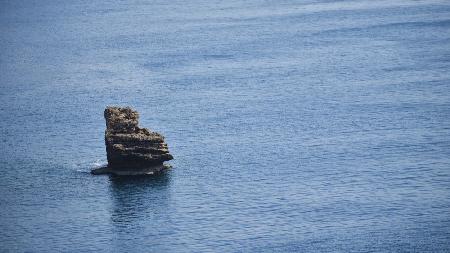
[91,106,173,175]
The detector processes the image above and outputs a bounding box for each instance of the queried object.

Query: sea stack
[91,106,173,175]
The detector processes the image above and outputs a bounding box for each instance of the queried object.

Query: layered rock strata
[92,106,173,175]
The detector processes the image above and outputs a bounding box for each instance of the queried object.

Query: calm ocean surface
[1,0,450,252]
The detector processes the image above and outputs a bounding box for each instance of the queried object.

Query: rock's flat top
[95,106,173,174]
[104,107,139,133]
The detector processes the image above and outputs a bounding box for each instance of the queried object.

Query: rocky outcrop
[91,106,173,175]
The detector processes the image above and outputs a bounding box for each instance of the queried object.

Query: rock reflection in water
[109,172,171,223]
[108,172,175,250]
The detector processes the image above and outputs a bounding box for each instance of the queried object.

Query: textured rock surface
[102,106,173,171]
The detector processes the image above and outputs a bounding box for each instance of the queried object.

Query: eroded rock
[92,106,173,175]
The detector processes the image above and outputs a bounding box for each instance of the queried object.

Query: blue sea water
[1,0,450,252]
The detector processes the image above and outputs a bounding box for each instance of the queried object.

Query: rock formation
[91,106,173,175]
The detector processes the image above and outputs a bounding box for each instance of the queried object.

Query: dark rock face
[104,106,173,170]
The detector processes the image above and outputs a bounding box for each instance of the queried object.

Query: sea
[1,0,450,252]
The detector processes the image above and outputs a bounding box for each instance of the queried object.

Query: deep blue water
[1,0,450,252]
